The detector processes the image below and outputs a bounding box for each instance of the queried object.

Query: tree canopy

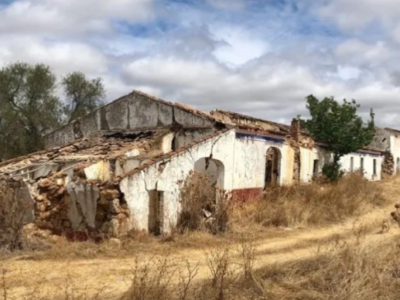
[0,62,105,160]
[62,72,105,122]
[302,95,375,180]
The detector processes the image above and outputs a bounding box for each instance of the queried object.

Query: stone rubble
[0,130,170,241]
[382,151,394,178]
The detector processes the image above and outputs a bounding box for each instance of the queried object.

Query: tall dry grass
[232,173,387,229]
[177,171,230,234]
[0,181,28,251]
[253,236,400,300]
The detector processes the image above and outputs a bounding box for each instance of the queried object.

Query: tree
[0,63,61,159]
[302,95,375,181]
[61,72,105,122]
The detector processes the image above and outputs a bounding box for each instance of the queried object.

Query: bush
[322,162,344,182]
[177,171,229,234]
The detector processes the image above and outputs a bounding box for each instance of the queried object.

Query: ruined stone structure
[0,90,389,238]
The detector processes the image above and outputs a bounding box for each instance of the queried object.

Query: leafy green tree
[0,63,61,159]
[302,95,375,181]
[61,72,105,122]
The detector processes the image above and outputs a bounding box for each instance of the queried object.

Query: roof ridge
[211,109,290,129]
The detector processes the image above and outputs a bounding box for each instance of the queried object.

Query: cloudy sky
[0,0,399,127]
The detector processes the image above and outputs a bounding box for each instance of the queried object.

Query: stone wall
[45,91,216,148]
[369,127,391,152]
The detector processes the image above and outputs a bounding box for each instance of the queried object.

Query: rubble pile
[0,130,165,179]
[29,166,133,240]
[97,181,132,238]
[0,131,169,241]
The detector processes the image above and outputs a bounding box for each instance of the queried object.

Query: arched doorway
[265,147,281,188]
[192,157,225,205]
[194,158,225,189]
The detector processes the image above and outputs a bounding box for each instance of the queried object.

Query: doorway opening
[148,190,164,236]
[265,147,281,188]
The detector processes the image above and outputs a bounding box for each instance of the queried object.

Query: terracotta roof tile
[211,109,290,133]
[236,125,288,138]
[121,128,231,179]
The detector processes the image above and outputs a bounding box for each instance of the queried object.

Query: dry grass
[252,236,400,300]
[177,171,230,234]
[0,181,29,251]
[232,173,388,229]
[120,242,260,300]
[3,234,400,300]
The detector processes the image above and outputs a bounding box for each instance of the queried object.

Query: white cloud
[1,0,400,128]
[335,39,391,67]
[0,0,154,35]
[317,0,400,30]
[211,25,269,66]
[0,36,107,77]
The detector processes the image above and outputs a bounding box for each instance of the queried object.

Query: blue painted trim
[236,132,285,144]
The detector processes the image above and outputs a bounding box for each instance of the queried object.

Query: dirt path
[3,179,400,299]
[2,200,397,300]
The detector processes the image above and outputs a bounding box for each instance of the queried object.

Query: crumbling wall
[13,134,152,239]
[31,164,132,239]
[45,91,215,148]
[119,130,236,233]
[368,127,391,152]
[232,132,291,189]
[210,110,288,134]
[381,151,394,178]
[291,144,301,183]
[174,128,216,149]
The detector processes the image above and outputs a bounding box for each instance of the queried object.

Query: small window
[350,157,354,172]
[313,159,319,175]
[360,157,364,172]
[373,159,377,175]
[171,135,177,151]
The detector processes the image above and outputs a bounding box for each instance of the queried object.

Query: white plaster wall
[340,152,382,181]
[231,135,291,189]
[162,133,175,154]
[312,148,331,175]
[390,135,400,174]
[310,147,382,181]
[119,130,236,233]
[300,147,315,183]
[312,147,382,181]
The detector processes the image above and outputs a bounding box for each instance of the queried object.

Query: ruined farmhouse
[0,90,398,238]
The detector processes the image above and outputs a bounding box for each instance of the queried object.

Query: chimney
[290,118,300,142]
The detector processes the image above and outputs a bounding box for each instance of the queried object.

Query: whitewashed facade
[119,127,383,233]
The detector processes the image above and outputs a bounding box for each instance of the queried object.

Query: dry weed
[254,236,400,300]
[235,173,387,229]
[121,253,180,300]
[0,181,30,251]
[177,171,229,234]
